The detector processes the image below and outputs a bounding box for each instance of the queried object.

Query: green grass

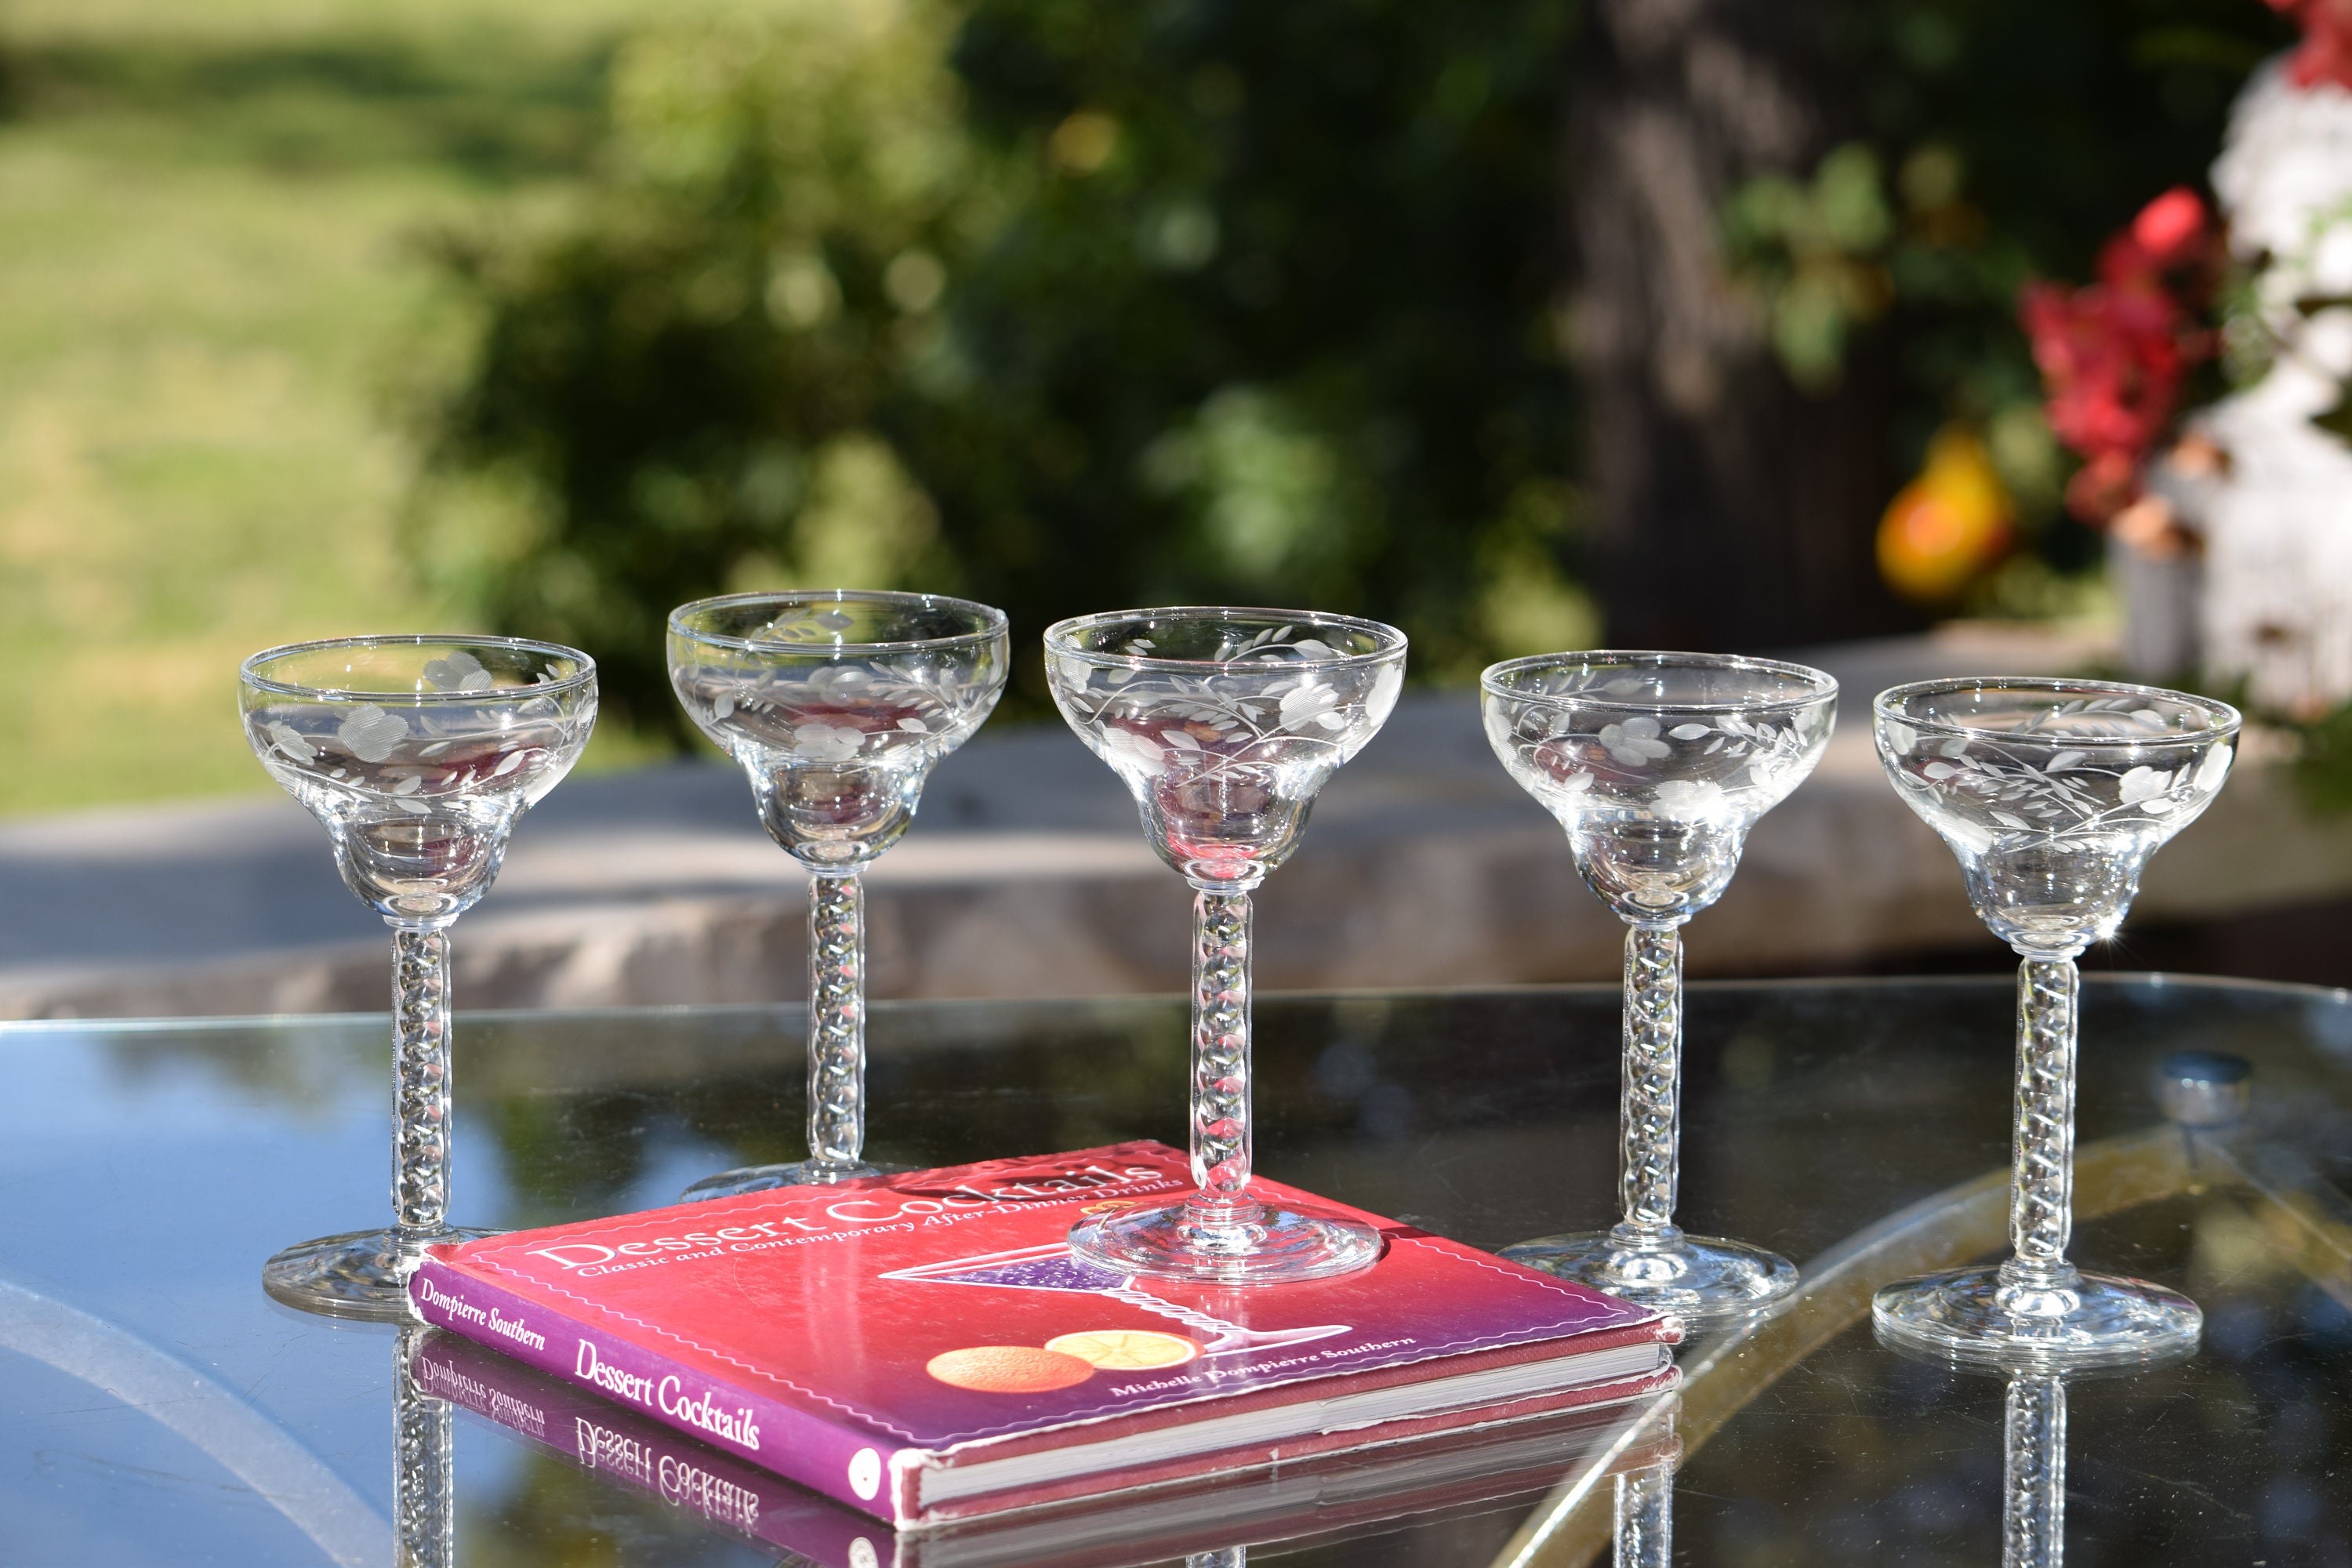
[0,1,693,815]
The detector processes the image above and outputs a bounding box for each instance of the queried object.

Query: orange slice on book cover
[925,1346,1096,1393]
[1044,1330,1202,1370]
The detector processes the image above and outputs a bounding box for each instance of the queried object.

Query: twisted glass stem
[806,871,866,1173]
[1615,924,1685,1247]
[2002,956,2082,1299]
[2002,1373,2067,1567]
[1613,1457,1674,1568]
[1185,888,1255,1234]
[391,924,453,1248]
[394,1325,455,1568]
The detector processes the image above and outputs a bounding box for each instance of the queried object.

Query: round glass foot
[679,1159,902,1202]
[1500,1229,1799,1324]
[262,1225,498,1322]
[1872,1265,2201,1370]
[1070,1199,1382,1286]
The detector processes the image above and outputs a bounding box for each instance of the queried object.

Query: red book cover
[412,1329,1678,1568]
[408,1141,1676,1528]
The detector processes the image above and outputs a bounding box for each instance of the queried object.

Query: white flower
[1599,717,1671,766]
[336,704,408,764]
[1279,682,1342,730]
[2194,746,2233,794]
[1101,725,1167,774]
[1650,779,1725,818]
[790,722,866,762]
[2118,765,2173,805]
[808,666,869,700]
[1880,720,1919,756]
[422,652,492,692]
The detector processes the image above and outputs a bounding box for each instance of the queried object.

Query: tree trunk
[1568,0,1918,652]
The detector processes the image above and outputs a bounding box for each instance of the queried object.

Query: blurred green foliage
[415,0,1589,734]
[417,0,2293,739]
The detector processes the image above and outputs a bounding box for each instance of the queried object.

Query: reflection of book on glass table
[409,1142,1678,1528]
[413,1330,1675,1568]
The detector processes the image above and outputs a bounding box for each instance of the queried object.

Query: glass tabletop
[5,975,2350,1565]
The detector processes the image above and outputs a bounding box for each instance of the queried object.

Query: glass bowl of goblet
[1871,676,2238,1368]
[1482,651,1837,1323]
[669,590,1008,1199]
[1045,607,1406,1284]
[241,635,596,1319]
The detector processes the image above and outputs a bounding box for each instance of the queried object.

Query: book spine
[408,1261,909,1524]
[410,1335,895,1567]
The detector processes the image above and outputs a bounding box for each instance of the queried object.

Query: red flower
[2020,282,2185,451]
[2094,187,2216,293]
[2018,188,2216,523]
[2267,0,2352,93]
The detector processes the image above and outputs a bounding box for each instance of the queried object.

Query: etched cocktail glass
[669,590,1008,1199]
[1045,608,1406,1284]
[241,635,596,1319]
[1483,651,1837,1321]
[1872,677,2239,1367]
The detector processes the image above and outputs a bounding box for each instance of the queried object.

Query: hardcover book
[412,1330,1676,1568]
[408,1141,1677,1528]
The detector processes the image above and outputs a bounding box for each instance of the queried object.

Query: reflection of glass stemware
[1871,677,2238,1367]
[1044,608,1406,1285]
[2000,1370,2066,1568]
[882,1243,1351,1356]
[669,591,1009,1199]
[396,1324,456,1568]
[1613,1449,1672,1567]
[242,636,596,1319]
[1482,652,1836,1321]
[1878,1323,2190,1567]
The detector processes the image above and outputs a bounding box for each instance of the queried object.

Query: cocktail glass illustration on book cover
[1871,676,2238,1367]
[668,590,1009,1199]
[881,1243,1352,1363]
[241,634,597,1319]
[1045,609,1406,1286]
[1481,650,1835,1323]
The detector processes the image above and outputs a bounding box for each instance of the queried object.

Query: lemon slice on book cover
[1044,1330,1202,1370]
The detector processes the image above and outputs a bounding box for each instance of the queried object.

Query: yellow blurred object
[1875,426,2016,602]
